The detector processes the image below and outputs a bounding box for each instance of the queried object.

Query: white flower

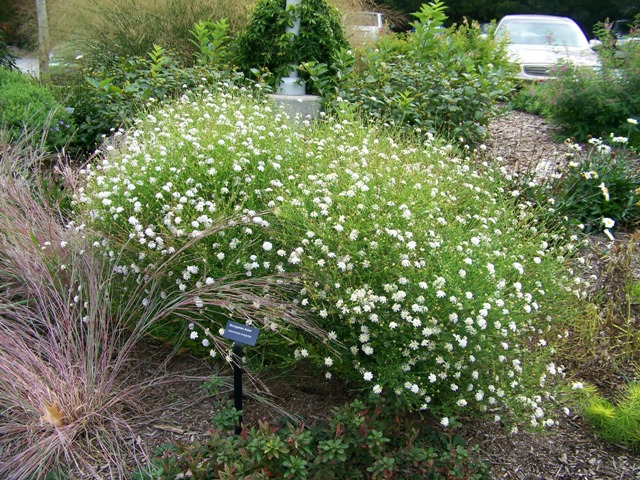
[363,371,373,381]
[190,331,198,340]
[373,384,382,394]
[440,417,449,427]
[324,357,333,367]
[602,217,615,229]
[599,183,610,201]
[262,241,273,251]
[628,118,638,125]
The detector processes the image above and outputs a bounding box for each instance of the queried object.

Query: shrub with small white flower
[75,87,579,425]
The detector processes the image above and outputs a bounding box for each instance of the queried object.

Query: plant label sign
[223,321,260,346]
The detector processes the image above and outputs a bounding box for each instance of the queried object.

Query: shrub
[136,393,490,479]
[64,41,249,151]
[515,128,640,234]
[234,0,349,95]
[324,1,515,145]
[74,87,580,426]
[529,23,640,143]
[0,67,74,149]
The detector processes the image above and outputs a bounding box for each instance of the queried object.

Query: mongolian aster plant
[75,87,580,427]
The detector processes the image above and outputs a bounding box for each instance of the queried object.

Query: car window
[497,20,587,47]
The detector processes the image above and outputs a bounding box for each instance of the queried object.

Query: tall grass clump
[49,0,366,66]
[74,84,581,427]
[0,130,315,478]
[49,0,253,65]
[321,0,515,145]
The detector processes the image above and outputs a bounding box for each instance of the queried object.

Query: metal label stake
[222,320,261,435]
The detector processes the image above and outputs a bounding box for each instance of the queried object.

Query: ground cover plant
[137,392,490,479]
[577,380,640,449]
[73,84,581,430]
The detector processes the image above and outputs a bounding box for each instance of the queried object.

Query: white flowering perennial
[75,88,577,426]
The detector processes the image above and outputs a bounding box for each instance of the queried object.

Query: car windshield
[497,19,587,47]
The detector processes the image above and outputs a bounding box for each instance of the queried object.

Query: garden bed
[122,111,640,479]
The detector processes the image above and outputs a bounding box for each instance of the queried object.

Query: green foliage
[55,0,254,67]
[508,84,547,116]
[576,381,640,449]
[517,132,640,233]
[64,43,247,151]
[234,0,349,94]
[136,396,490,479]
[0,68,74,150]
[327,1,515,145]
[190,19,232,67]
[527,27,640,143]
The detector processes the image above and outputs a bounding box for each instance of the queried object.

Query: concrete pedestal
[269,94,322,123]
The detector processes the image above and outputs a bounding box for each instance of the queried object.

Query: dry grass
[47,0,375,62]
[0,132,323,478]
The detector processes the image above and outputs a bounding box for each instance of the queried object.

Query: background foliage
[324,1,515,144]
[0,67,74,149]
[234,0,349,94]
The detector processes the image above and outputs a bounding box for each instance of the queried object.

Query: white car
[495,14,600,81]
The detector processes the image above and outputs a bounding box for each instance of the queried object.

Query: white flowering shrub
[75,87,578,425]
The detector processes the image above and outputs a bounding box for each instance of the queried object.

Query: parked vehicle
[612,19,639,45]
[343,12,385,46]
[494,14,600,81]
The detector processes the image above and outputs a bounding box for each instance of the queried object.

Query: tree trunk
[35,0,49,76]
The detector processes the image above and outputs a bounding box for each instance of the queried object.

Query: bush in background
[0,30,16,70]
[520,20,640,144]
[65,41,248,150]
[74,87,579,426]
[0,67,74,150]
[324,1,515,145]
[234,0,349,95]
